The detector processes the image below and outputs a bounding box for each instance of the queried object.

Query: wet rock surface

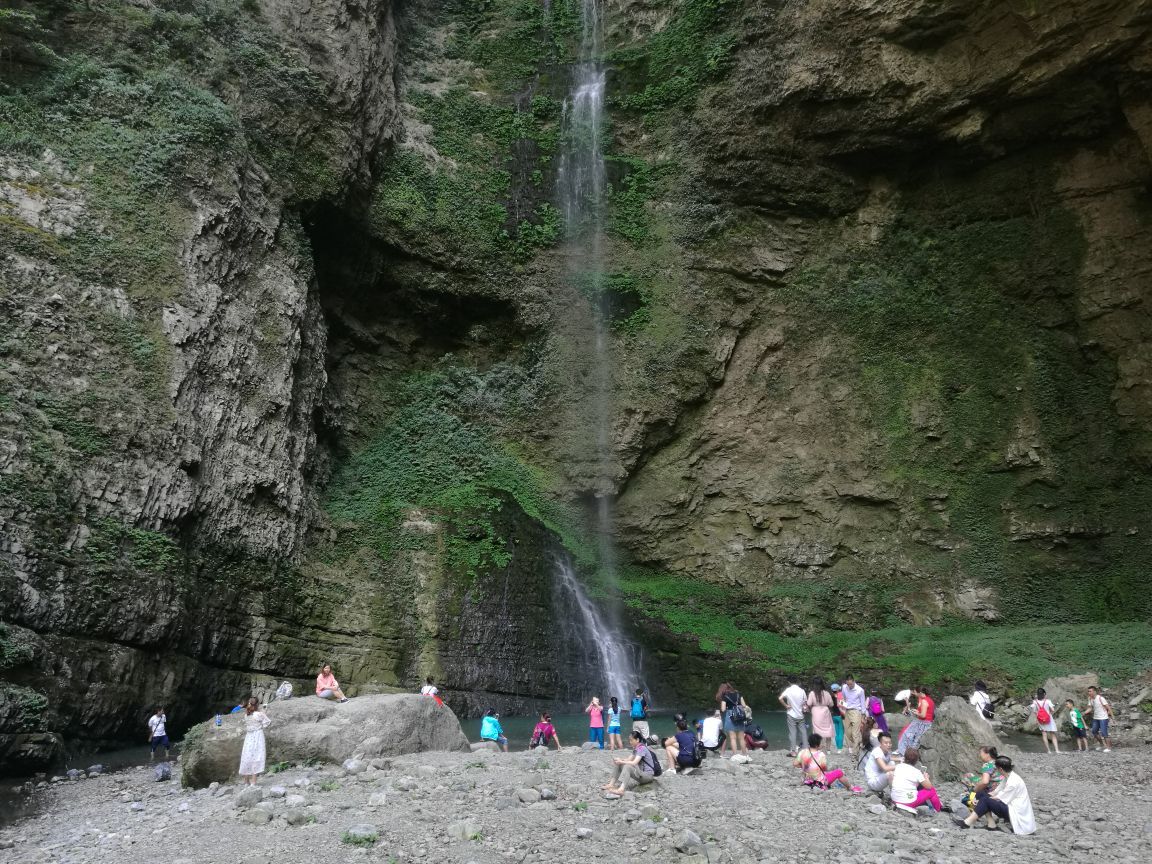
[3,744,1151,863]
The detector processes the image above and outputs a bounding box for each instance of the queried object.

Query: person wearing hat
[480,709,508,752]
[830,683,845,753]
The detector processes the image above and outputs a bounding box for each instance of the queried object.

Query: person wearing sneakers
[891,747,943,813]
[1031,687,1059,753]
[315,664,349,703]
[1087,686,1114,752]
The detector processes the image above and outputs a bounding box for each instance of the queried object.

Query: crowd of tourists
[142,664,1119,837]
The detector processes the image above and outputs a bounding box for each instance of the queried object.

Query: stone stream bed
[2,746,1151,864]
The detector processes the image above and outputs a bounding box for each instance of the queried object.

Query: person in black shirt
[663,718,701,772]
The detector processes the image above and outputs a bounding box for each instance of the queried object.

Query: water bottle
[214,713,222,727]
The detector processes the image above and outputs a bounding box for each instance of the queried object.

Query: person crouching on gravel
[955,756,1035,834]
[664,718,701,773]
[602,730,659,797]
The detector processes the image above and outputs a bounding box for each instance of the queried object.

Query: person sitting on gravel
[744,723,770,751]
[664,718,702,772]
[961,746,1002,811]
[863,731,896,795]
[890,747,942,814]
[602,730,659,797]
[530,712,561,749]
[795,733,862,792]
[315,664,349,702]
[480,709,508,752]
[955,756,1035,834]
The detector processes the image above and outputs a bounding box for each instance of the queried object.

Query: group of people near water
[141,663,1118,836]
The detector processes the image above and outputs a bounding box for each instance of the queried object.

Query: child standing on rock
[1066,699,1088,752]
[606,697,623,750]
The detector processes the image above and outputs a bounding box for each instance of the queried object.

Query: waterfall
[552,556,641,704]
[551,0,648,701]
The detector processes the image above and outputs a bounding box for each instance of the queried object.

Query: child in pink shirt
[586,697,605,750]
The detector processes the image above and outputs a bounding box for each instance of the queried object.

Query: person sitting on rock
[480,709,508,752]
[664,718,702,772]
[890,747,942,814]
[864,731,896,796]
[530,712,561,749]
[794,733,861,792]
[602,730,659,797]
[315,664,349,703]
[955,756,1035,834]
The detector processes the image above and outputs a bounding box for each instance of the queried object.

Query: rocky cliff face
[2,0,1151,772]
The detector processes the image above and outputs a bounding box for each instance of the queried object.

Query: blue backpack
[631,696,647,719]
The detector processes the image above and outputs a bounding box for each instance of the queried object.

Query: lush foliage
[622,570,1152,689]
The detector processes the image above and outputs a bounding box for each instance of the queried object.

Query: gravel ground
[3,744,1152,863]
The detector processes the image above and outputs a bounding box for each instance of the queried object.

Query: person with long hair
[315,664,349,703]
[717,682,751,756]
[602,730,659,797]
[238,697,272,785]
[529,712,561,749]
[806,677,835,745]
[898,685,935,756]
[605,696,623,750]
[586,696,605,750]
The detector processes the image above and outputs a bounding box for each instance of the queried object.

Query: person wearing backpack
[1031,687,1060,753]
[602,730,660,797]
[1086,686,1114,752]
[629,688,650,740]
[717,682,751,756]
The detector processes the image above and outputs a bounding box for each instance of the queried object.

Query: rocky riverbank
[4,741,1152,863]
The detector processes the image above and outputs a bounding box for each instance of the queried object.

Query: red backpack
[1035,701,1051,724]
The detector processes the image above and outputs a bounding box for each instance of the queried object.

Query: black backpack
[727,692,748,726]
[642,746,663,777]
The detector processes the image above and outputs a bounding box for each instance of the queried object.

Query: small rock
[208,782,220,794]
[66,769,83,781]
[368,758,391,770]
[447,820,480,841]
[241,809,272,825]
[393,777,417,792]
[869,804,887,816]
[235,787,264,809]
[284,810,315,826]
[640,804,661,821]
[130,802,145,812]
[517,788,541,804]
[575,827,593,840]
[87,765,104,776]
[367,792,387,807]
[538,787,557,801]
[265,786,286,799]
[730,754,751,765]
[342,758,367,776]
[624,809,641,822]
[674,828,704,853]
[343,824,378,844]
[293,777,311,788]
[178,802,191,813]
[153,763,172,782]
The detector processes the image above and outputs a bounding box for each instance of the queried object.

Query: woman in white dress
[1030,687,1060,754]
[238,697,272,785]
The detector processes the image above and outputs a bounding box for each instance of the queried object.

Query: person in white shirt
[1031,687,1060,754]
[700,709,723,752]
[420,676,439,697]
[1086,686,1113,751]
[956,755,1036,834]
[840,674,867,756]
[969,680,993,720]
[890,747,942,812]
[147,706,169,761]
[864,731,896,794]
[777,675,808,756]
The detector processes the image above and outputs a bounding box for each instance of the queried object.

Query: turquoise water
[465,710,1047,753]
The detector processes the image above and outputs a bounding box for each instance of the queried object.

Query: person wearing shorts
[147,706,169,760]
[1087,686,1113,751]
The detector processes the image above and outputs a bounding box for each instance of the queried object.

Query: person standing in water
[238,697,272,785]
[606,696,623,750]
[147,706,169,761]
[586,696,606,750]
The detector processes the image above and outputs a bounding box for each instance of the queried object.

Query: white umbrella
[894,689,911,702]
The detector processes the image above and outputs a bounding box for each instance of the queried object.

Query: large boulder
[916,696,1000,782]
[180,694,470,788]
